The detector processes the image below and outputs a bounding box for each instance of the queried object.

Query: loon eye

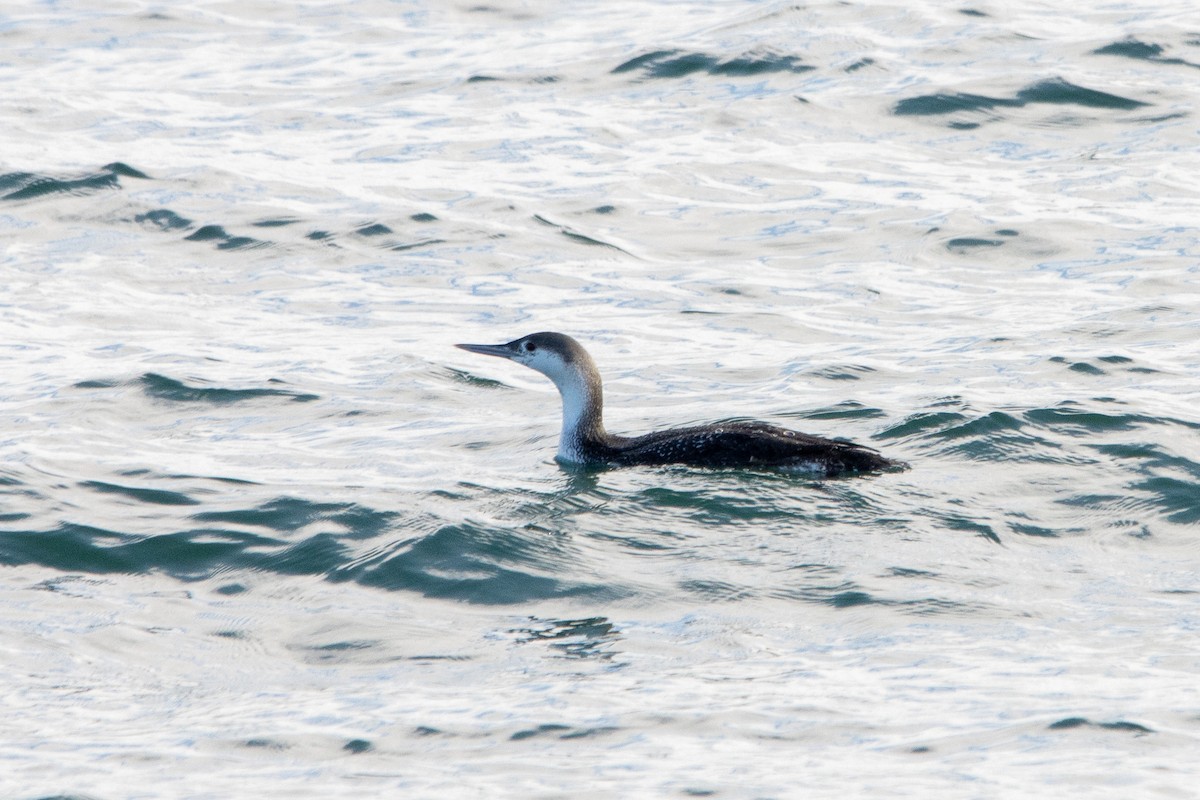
[524,341,537,353]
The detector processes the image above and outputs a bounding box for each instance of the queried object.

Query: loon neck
[550,360,608,461]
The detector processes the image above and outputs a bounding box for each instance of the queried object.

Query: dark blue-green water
[2,1,1198,797]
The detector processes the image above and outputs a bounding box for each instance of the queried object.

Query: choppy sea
[2,1,1199,797]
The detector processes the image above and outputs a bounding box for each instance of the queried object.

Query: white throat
[552,370,595,463]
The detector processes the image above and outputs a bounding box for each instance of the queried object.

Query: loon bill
[455,331,908,476]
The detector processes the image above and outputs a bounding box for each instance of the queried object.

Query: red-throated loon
[456,332,908,476]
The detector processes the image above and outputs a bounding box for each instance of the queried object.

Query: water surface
[2,1,1198,796]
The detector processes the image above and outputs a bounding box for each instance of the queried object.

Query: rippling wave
[2,0,1198,795]
[0,162,148,201]
[612,49,816,79]
[895,77,1149,116]
[3,387,1195,604]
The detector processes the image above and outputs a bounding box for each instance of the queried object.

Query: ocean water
[2,0,1199,796]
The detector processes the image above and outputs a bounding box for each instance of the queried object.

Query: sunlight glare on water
[1,0,1198,796]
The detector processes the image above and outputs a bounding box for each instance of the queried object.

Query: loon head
[455,332,606,460]
[455,332,592,386]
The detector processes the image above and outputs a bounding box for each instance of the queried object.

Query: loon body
[456,332,907,476]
